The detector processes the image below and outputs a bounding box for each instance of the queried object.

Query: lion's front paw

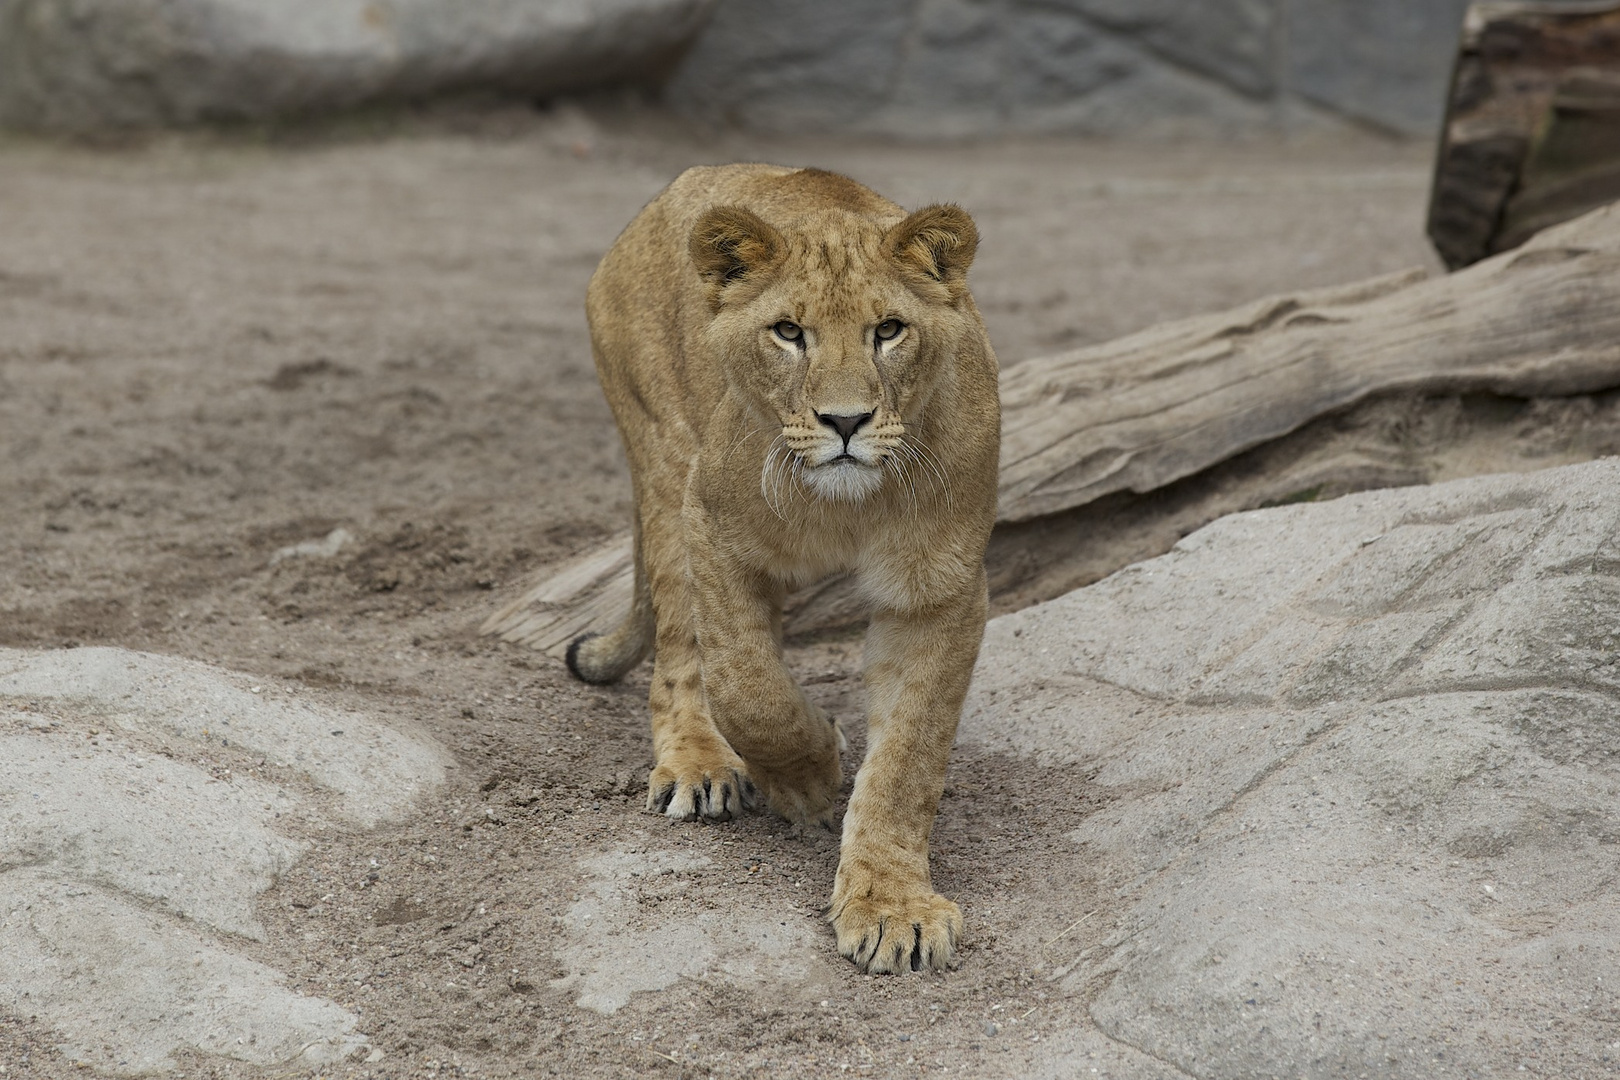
[828,886,962,974]
[646,739,756,822]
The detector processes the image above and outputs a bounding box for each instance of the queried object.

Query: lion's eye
[875,319,904,343]
[773,320,803,343]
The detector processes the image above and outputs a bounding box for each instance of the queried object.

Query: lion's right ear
[689,206,786,305]
[884,204,978,301]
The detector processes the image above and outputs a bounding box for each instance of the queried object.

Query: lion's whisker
[890,443,921,515]
[791,455,810,505]
[723,425,762,467]
[903,433,954,512]
[761,435,790,519]
[897,454,920,516]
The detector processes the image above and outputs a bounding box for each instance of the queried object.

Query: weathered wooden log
[1498,69,1620,251]
[1000,202,1620,522]
[1427,0,1620,269]
[485,202,1620,656]
[482,536,634,663]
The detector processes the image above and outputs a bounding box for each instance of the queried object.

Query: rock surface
[0,648,448,1074]
[1286,0,1476,133]
[552,846,818,1015]
[0,0,713,130]
[960,457,1620,1076]
[666,0,1476,137]
[664,0,1281,139]
[1,0,1483,136]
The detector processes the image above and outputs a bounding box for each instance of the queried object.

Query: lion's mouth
[799,449,886,503]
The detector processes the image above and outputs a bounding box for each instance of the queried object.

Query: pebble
[983,1021,999,1037]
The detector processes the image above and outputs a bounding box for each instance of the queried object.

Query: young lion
[567,163,999,974]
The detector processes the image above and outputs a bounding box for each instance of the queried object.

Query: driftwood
[1428,0,1620,269]
[485,202,1620,656]
[483,537,634,664]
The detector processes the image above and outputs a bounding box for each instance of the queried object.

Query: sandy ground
[0,103,1525,1078]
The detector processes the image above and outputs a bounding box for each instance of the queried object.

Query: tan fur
[570,164,999,974]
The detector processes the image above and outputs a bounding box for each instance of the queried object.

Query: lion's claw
[645,763,752,821]
[830,890,962,974]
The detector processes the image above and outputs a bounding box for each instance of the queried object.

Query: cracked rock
[962,458,1620,1078]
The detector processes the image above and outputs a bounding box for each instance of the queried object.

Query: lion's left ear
[884,204,978,299]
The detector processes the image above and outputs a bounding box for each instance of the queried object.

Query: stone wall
[665,0,1481,138]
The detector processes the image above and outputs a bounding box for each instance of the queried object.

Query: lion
[566,163,999,974]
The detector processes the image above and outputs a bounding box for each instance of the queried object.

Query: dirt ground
[3,103,1611,1079]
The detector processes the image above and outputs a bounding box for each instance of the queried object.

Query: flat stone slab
[960,457,1620,1077]
[2,872,367,1075]
[551,845,820,1015]
[0,646,446,827]
[0,648,448,1074]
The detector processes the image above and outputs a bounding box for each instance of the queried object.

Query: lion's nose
[815,411,873,448]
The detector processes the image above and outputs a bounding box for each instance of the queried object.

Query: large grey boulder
[663,0,1279,138]
[1055,0,1278,97]
[0,648,449,1074]
[665,0,1477,137]
[0,0,713,130]
[960,457,1620,1076]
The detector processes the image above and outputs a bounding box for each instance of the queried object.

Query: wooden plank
[480,534,633,657]
[486,201,1620,656]
[1427,0,1620,269]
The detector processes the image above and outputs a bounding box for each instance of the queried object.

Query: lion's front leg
[830,574,986,973]
[644,640,756,822]
[686,519,843,827]
[639,499,755,823]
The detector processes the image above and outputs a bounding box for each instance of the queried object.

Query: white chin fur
[803,461,885,502]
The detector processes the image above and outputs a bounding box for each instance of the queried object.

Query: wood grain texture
[1498,70,1620,251]
[487,202,1620,657]
[1427,0,1620,269]
[480,535,633,656]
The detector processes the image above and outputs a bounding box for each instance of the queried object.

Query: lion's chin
[803,459,886,503]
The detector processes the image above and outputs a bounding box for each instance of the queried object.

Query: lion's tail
[565,528,653,685]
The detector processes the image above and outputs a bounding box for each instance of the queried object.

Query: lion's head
[689,201,979,507]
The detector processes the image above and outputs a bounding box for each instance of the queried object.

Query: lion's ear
[689,206,786,304]
[884,204,978,299]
